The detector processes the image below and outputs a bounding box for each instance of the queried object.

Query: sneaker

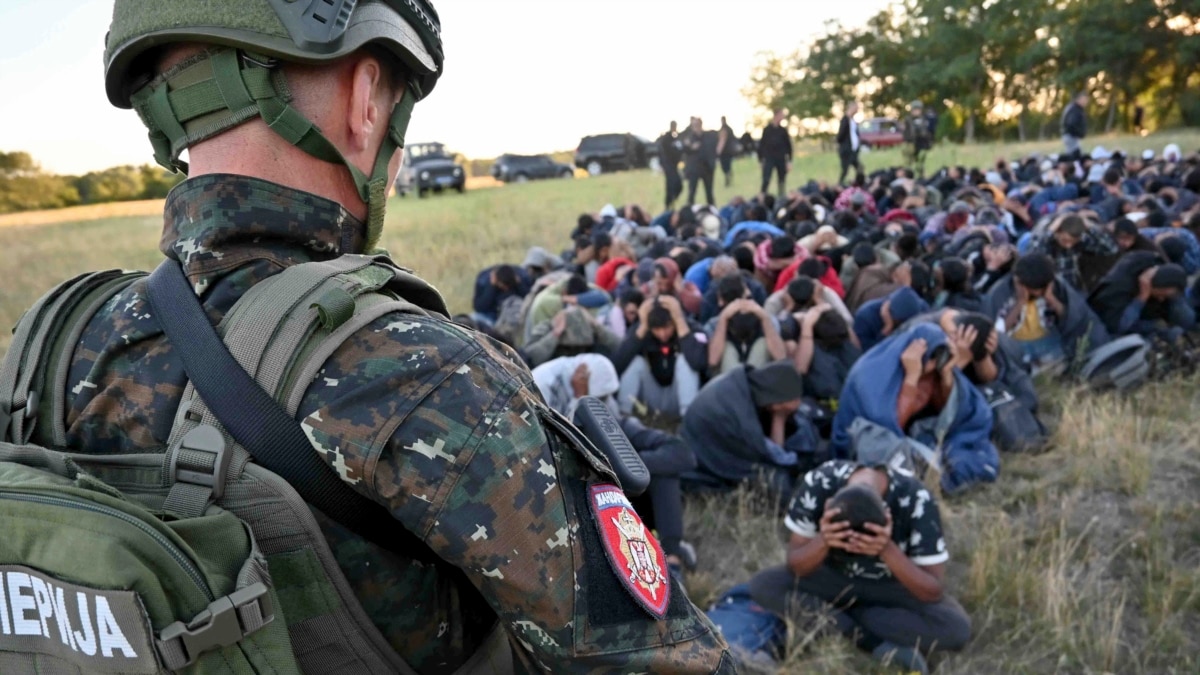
[871,641,929,674]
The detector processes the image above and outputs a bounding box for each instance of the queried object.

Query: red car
[859,117,904,148]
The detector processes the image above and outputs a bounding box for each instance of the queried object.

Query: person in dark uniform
[657,121,684,209]
[717,116,737,188]
[903,101,934,180]
[836,101,864,186]
[682,116,717,206]
[759,108,793,198]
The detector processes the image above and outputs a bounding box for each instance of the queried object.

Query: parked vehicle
[492,154,574,183]
[859,118,904,148]
[396,142,466,197]
[574,133,660,176]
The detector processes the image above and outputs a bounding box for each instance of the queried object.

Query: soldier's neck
[188,126,368,222]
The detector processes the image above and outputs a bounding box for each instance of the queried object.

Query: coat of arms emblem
[589,483,670,618]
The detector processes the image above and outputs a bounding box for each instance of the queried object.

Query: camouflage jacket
[55,175,733,674]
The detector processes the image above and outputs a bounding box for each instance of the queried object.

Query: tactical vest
[0,255,512,674]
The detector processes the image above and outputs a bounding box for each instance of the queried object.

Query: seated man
[933,258,984,313]
[1089,252,1195,342]
[790,304,862,402]
[854,286,930,353]
[471,263,530,326]
[646,257,704,317]
[523,273,612,344]
[831,324,999,494]
[844,243,899,311]
[705,275,787,377]
[748,460,971,673]
[765,275,854,327]
[531,354,697,572]
[596,287,644,339]
[613,296,706,426]
[698,256,769,322]
[522,305,622,367]
[682,361,816,498]
[984,253,1110,373]
[754,235,806,291]
[1030,213,1119,292]
[906,309,1047,452]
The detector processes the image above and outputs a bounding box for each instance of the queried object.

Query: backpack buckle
[172,424,232,500]
[159,582,274,668]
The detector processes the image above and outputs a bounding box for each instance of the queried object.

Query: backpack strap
[0,270,142,445]
[146,258,445,565]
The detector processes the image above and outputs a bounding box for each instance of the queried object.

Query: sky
[0,0,889,175]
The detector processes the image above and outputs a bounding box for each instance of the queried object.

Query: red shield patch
[589,483,670,619]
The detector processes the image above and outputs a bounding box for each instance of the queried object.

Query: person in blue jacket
[831,324,1000,494]
[854,287,930,353]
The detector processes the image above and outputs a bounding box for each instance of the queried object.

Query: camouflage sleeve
[416,362,732,673]
[299,318,732,672]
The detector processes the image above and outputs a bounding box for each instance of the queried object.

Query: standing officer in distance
[31,1,735,672]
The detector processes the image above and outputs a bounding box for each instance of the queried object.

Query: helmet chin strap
[130,48,415,252]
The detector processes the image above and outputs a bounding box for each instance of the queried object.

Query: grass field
[1,130,1199,673]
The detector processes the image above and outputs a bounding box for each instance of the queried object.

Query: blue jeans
[1014,333,1065,371]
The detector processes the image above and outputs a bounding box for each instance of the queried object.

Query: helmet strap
[130,47,415,251]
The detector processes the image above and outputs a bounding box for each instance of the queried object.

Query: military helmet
[105,0,443,108]
[103,0,445,250]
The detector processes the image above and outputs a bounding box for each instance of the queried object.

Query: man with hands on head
[613,294,707,422]
[706,275,787,376]
[748,460,971,674]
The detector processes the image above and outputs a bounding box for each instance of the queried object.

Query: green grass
[1,130,1199,673]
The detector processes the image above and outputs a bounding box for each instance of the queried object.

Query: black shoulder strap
[145,260,432,561]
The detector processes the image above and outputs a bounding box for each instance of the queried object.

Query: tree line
[744,0,1200,142]
[0,151,183,215]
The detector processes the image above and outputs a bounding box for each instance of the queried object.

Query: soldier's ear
[345,56,388,154]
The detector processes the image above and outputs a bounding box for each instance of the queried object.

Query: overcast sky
[0,0,889,174]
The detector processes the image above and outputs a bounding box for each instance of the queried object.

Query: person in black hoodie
[1088,251,1195,341]
[1061,91,1088,159]
[759,108,793,196]
[613,295,707,426]
[682,116,717,206]
[657,121,685,209]
[935,258,984,313]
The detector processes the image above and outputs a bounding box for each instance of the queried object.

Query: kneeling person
[749,461,971,672]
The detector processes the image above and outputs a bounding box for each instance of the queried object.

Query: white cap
[1163,143,1182,162]
[599,204,617,219]
[985,170,1003,185]
[1090,146,1112,161]
[1142,149,1155,161]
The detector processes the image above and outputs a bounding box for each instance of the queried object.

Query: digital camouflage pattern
[53,174,734,674]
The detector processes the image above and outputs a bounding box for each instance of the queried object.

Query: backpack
[0,256,513,674]
[979,384,1047,453]
[705,584,786,670]
[1078,334,1150,392]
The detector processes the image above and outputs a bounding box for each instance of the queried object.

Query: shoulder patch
[588,483,670,619]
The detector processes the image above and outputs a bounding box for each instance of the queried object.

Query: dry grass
[1,131,1199,673]
[0,199,164,228]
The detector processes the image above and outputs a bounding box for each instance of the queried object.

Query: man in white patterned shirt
[748,460,971,673]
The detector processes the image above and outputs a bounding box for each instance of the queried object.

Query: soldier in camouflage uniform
[43,0,734,672]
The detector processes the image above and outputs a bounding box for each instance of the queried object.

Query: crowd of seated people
[460,142,1199,672]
